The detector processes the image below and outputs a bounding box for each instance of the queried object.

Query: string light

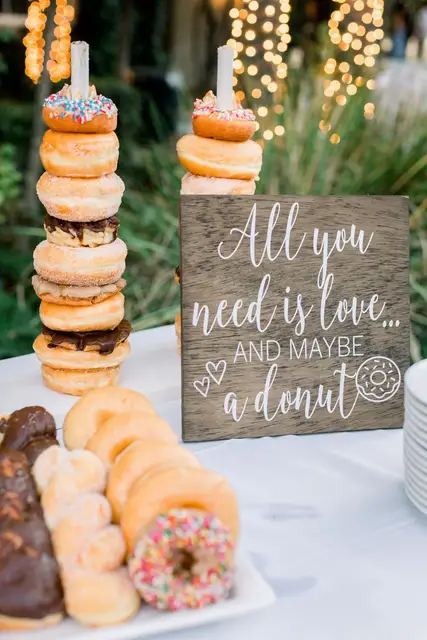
[320,0,384,142]
[228,0,291,140]
[24,0,50,83]
[24,0,74,84]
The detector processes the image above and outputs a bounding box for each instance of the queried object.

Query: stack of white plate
[404,360,427,514]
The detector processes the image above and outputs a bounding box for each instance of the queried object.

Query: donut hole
[171,549,196,577]
[370,370,387,386]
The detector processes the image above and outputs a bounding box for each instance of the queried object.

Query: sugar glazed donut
[176,134,262,181]
[192,91,256,143]
[128,508,235,611]
[121,465,240,552]
[33,239,127,287]
[40,130,119,178]
[36,173,125,223]
[181,172,256,195]
[63,386,156,450]
[40,292,125,332]
[43,84,117,134]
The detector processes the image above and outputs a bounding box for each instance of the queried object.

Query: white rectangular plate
[3,553,275,640]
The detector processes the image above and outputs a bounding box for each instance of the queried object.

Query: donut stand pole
[71,41,89,100]
[216,45,234,111]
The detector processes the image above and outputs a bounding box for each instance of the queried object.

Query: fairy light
[320,0,384,142]
[24,0,75,84]
[228,0,291,139]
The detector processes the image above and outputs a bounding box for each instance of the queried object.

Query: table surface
[1,326,426,640]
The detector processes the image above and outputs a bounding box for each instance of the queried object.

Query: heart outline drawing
[193,377,210,398]
[206,360,227,385]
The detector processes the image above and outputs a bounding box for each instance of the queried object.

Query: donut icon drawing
[355,356,401,403]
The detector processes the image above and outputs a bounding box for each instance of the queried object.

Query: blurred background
[0,0,426,360]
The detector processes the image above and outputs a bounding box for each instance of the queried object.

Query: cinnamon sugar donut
[40,293,125,332]
[33,239,127,287]
[36,173,125,223]
[181,173,256,195]
[176,134,262,180]
[40,130,119,178]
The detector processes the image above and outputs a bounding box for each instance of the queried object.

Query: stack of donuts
[32,83,131,396]
[175,90,262,350]
[0,409,64,631]
[63,386,239,611]
[32,446,140,626]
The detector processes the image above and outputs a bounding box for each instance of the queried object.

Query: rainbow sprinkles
[193,90,256,122]
[44,84,117,124]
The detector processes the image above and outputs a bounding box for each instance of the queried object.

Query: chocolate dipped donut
[1,407,59,467]
[0,450,64,630]
[41,319,132,354]
[44,214,119,248]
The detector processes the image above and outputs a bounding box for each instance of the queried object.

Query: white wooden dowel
[71,41,89,100]
[216,45,234,111]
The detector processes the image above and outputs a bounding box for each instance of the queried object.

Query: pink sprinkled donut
[128,508,235,611]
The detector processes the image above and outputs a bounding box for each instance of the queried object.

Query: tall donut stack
[175,89,263,350]
[32,78,131,396]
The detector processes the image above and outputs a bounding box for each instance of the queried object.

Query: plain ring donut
[121,465,239,551]
[63,387,156,450]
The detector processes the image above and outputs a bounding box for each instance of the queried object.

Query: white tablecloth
[1,326,426,640]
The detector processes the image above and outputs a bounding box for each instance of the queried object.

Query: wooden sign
[180,196,409,442]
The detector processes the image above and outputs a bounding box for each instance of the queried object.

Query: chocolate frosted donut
[24,438,59,467]
[2,407,56,452]
[42,319,132,355]
[44,214,119,248]
[0,522,64,620]
[175,266,180,285]
[0,450,64,625]
[0,451,39,511]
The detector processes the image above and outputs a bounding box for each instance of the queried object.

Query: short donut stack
[175,90,262,350]
[32,446,140,627]
[63,386,239,611]
[32,83,131,396]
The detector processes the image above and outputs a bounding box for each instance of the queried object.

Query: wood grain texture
[180,196,410,442]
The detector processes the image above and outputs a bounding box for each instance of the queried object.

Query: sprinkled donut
[192,91,256,142]
[355,356,401,403]
[128,509,235,611]
[43,84,117,134]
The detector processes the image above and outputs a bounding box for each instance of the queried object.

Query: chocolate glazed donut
[1,407,59,465]
[0,450,64,627]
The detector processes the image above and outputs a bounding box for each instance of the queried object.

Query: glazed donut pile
[32,83,131,396]
[175,91,263,350]
[62,386,239,612]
